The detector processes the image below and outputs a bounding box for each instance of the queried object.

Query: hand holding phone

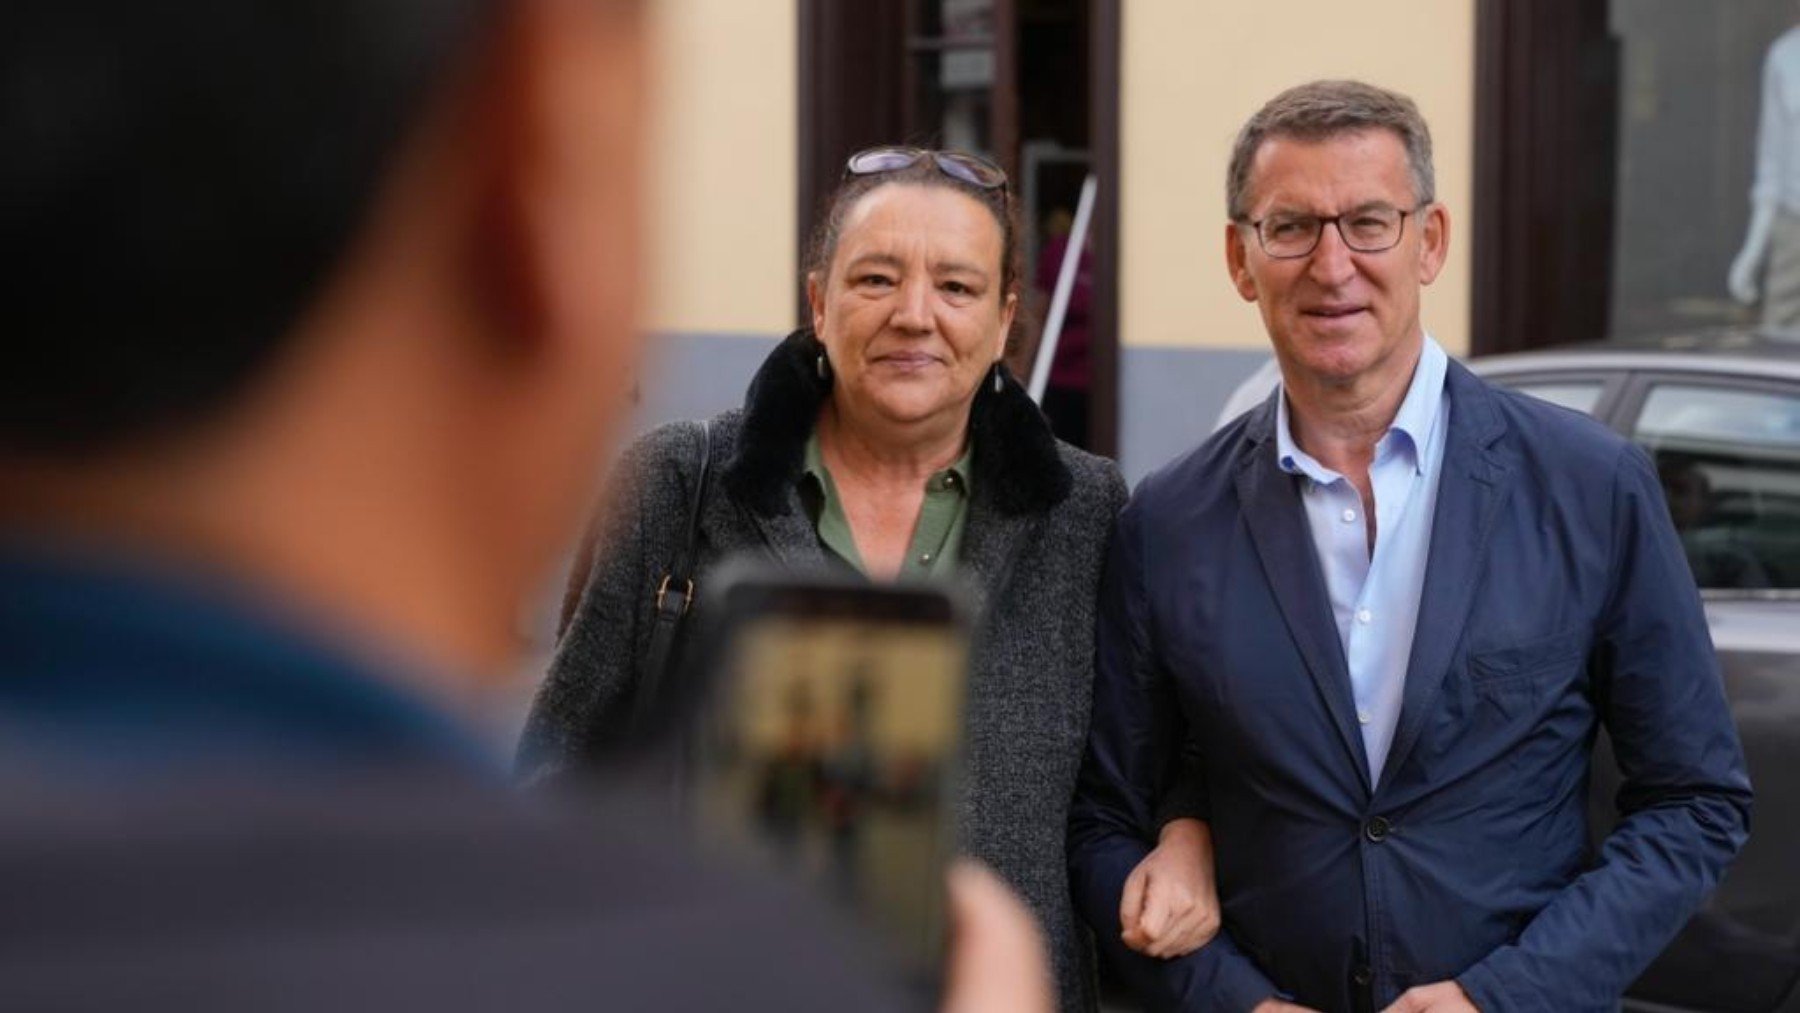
[688,565,973,987]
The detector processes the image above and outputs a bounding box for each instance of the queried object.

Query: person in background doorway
[1035,206,1094,449]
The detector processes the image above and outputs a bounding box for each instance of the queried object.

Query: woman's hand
[1119,817,1221,959]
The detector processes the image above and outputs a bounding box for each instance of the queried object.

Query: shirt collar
[1275,333,1449,482]
[802,431,974,494]
[802,429,828,486]
[937,441,974,493]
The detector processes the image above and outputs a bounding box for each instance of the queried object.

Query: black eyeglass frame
[1237,202,1433,260]
[842,146,1010,195]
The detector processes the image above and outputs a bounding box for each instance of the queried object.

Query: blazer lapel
[1379,364,1512,791]
[1235,398,1373,793]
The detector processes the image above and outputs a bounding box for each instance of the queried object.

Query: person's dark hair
[1226,79,1436,220]
[1,1,495,456]
[804,156,1023,300]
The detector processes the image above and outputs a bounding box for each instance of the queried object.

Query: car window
[1504,381,1604,416]
[1633,382,1800,591]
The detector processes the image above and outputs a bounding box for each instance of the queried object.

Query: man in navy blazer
[1068,80,1752,1013]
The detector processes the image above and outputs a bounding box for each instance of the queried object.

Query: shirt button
[1356,608,1373,625]
[1357,710,1372,726]
[919,553,933,564]
[1351,964,1374,987]
[1341,508,1356,523]
[1364,816,1393,843]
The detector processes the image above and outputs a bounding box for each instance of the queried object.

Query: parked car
[1474,329,1800,1013]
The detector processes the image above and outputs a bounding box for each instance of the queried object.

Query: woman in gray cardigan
[519,147,1126,1012]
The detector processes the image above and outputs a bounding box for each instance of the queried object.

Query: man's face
[541,0,649,455]
[1225,129,1449,390]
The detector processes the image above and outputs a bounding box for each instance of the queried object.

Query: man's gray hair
[1226,79,1436,220]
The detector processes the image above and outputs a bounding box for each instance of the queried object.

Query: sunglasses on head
[843,146,1009,193]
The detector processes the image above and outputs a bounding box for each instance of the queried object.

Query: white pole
[1029,173,1098,404]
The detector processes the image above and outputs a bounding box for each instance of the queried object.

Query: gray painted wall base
[1118,345,1270,486]
[633,330,784,433]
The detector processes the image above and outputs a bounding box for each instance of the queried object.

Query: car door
[1604,371,1800,1013]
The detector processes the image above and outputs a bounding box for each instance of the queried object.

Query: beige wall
[1120,1,1477,354]
[644,0,797,337]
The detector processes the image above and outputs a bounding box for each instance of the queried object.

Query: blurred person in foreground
[1067,80,1751,1012]
[522,146,1128,1012]
[0,2,1048,1010]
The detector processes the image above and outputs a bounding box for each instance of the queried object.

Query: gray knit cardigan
[519,330,1127,1012]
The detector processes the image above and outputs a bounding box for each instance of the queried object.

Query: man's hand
[1380,981,1480,1012]
[1251,1000,1322,1012]
[1119,817,1220,958]
[942,860,1053,1013]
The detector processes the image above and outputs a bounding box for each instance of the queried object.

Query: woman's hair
[803,157,1023,299]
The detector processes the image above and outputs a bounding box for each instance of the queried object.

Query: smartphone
[685,564,971,986]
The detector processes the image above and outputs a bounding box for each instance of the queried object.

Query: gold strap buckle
[655,575,695,617]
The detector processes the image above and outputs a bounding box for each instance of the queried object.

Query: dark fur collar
[721,329,1073,517]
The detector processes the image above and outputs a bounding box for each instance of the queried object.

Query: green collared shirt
[800,432,972,579]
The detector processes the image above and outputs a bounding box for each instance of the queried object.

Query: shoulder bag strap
[633,419,712,730]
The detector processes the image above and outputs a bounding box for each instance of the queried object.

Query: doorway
[797,0,1121,454]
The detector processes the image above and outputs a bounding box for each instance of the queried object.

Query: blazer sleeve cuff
[1212,955,1282,1013]
[1153,783,1211,827]
[1456,956,1554,1013]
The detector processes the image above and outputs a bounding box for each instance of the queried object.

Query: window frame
[1615,368,1800,603]
[1476,368,1632,432]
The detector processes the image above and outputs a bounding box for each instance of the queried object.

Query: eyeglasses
[843,146,1009,193]
[1241,203,1429,259]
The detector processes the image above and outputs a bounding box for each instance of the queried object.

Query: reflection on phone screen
[693,611,966,980]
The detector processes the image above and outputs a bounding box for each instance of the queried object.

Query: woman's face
[808,184,1017,432]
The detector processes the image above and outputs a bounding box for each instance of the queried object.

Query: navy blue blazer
[1068,362,1753,1013]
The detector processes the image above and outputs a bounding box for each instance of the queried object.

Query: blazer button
[1364,816,1392,842]
[1351,964,1374,987]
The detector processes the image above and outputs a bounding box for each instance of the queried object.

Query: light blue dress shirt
[1274,335,1450,783]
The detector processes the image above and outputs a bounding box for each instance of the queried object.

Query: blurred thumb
[942,860,1053,1013]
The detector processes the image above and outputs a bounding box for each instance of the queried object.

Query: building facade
[638,0,1778,483]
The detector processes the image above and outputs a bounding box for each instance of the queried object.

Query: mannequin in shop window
[1730,24,1800,332]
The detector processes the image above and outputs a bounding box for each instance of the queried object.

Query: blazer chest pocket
[1467,627,1590,705]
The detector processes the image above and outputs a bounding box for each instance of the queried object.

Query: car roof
[1472,327,1800,381]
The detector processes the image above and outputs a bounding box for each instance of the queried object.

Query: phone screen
[689,576,969,983]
